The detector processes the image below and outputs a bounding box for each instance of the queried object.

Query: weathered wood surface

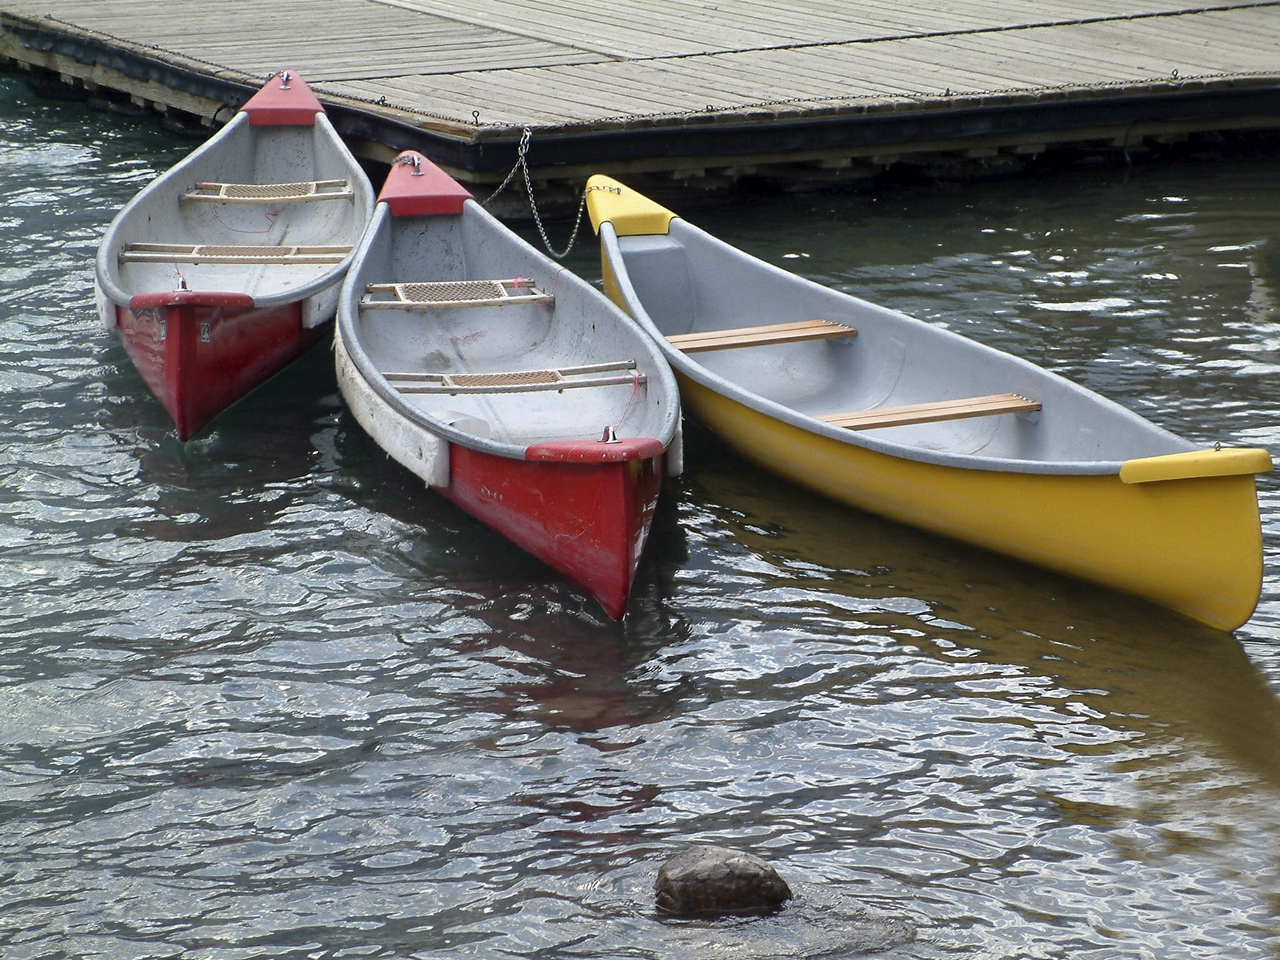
[668,320,858,353]
[2,0,1278,184]
[819,393,1042,432]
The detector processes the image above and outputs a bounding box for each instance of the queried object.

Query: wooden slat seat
[362,279,553,309]
[119,242,352,265]
[180,179,354,204]
[386,360,644,394]
[667,318,856,353]
[819,392,1041,431]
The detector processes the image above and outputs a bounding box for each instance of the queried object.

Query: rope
[482,127,587,260]
[616,368,642,429]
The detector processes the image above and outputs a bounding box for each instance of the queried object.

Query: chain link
[482,127,587,260]
[480,127,530,206]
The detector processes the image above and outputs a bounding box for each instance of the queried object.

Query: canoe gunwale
[337,201,681,466]
[336,154,685,619]
[95,111,372,314]
[95,74,376,438]
[588,177,1269,629]
[598,222,1247,478]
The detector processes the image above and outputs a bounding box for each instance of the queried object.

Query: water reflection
[111,342,338,540]
[5,72,1280,959]
[483,598,692,736]
[693,438,1280,792]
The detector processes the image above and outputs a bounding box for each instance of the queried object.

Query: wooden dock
[3,0,1279,206]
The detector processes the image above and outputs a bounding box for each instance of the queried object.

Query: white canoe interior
[343,202,676,453]
[608,222,1192,470]
[98,113,373,309]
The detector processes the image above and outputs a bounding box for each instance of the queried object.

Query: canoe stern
[240,71,324,126]
[1120,447,1273,483]
[380,153,474,216]
[442,442,666,619]
[587,175,676,238]
[115,291,320,440]
[682,376,1268,631]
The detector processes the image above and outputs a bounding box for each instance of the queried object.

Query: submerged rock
[646,845,917,957]
[656,845,793,917]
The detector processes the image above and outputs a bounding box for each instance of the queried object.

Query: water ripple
[2,75,1280,959]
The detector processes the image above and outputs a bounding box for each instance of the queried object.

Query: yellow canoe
[586,175,1272,631]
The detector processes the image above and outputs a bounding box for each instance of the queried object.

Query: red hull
[115,293,324,440]
[440,440,665,619]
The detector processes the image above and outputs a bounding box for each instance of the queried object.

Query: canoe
[95,71,375,439]
[335,153,682,619]
[586,175,1273,631]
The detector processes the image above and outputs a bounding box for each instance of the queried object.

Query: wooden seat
[119,243,352,265]
[362,279,553,309]
[667,318,856,353]
[386,360,644,394]
[180,179,354,204]
[819,393,1040,431]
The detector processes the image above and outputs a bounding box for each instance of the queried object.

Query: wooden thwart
[668,318,857,352]
[363,278,553,309]
[386,360,644,394]
[180,179,354,204]
[120,242,352,264]
[820,392,1041,431]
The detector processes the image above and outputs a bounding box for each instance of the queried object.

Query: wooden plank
[819,393,1041,431]
[120,243,352,264]
[364,0,1269,59]
[15,0,609,80]
[668,319,857,353]
[9,0,1280,184]
[393,372,646,394]
[386,361,644,394]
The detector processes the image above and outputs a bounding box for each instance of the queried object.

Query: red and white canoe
[95,71,374,439]
[335,152,682,618]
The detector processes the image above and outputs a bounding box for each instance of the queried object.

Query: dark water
[2,73,1279,959]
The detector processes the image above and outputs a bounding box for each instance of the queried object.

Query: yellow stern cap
[586,175,676,237]
[1120,447,1273,483]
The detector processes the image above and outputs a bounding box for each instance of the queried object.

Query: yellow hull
[681,376,1264,631]
[587,173,1269,631]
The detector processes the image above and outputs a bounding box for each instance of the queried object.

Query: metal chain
[480,127,529,206]
[482,127,587,261]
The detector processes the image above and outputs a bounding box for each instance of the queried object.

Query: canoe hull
[334,156,681,618]
[114,294,321,440]
[585,175,1270,630]
[335,330,666,618]
[442,444,665,620]
[682,373,1264,631]
[95,72,374,439]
